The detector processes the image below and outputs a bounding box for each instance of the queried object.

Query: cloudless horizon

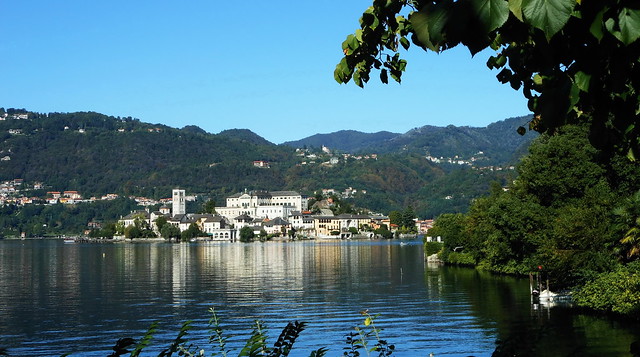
[1,1,529,144]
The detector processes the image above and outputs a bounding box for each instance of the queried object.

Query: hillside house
[253,160,270,168]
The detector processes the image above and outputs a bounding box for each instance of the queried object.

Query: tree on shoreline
[239,226,255,242]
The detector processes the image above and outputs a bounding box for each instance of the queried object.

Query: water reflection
[0,240,638,356]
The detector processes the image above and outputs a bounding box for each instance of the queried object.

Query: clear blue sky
[1,1,528,144]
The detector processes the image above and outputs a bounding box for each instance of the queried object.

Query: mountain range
[0,108,535,218]
[283,115,535,165]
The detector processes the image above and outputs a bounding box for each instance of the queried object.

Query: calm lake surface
[0,239,638,356]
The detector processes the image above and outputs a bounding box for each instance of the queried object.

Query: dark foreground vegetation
[428,125,640,317]
[1,310,395,357]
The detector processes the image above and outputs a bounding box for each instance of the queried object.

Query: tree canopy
[336,0,640,157]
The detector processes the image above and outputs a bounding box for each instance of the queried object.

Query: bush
[374,228,393,239]
[573,262,640,316]
[239,226,255,242]
[445,252,476,266]
[424,242,443,256]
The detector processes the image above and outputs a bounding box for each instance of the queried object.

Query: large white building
[216,190,307,221]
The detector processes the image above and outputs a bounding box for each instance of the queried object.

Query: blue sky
[1,1,528,144]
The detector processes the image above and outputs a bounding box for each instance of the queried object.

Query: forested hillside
[0,108,522,219]
[0,110,293,197]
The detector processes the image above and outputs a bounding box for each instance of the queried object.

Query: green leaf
[334,58,352,84]
[380,68,389,84]
[533,73,543,86]
[497,68,513,83]
[496,54,507,67]
[355,29,364,42]
[616,7,640,45]
[399,36,410,50]
[410,2,453,51]
[589,8,605,41]
[509,0,524,21]
[522,0,575,40]
[574,71,591,92]
[342,34,360,56]
[410,10,434,50]
[397,59,407,72]
[472,0,510,32]
[568,82,580,112]
[361,12,376,27]
[354,69,363,87]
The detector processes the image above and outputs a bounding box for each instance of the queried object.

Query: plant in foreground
[343,310,395,357]
[42,308,388,357]
[0,309,394,356]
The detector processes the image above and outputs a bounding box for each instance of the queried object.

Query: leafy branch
[337,0,640,158]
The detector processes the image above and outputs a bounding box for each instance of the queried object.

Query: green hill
[0,108,525,219]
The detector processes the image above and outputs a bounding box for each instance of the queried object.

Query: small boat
[63,238,76,243]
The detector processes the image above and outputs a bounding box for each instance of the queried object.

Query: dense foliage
[573,261,640,315]
[430,125,640,315]
[0,198,139,237]
[337,0,640,158]
[388,206,417,232]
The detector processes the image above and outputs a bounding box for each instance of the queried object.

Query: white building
[216,190,307,222]
[289,211,315,234]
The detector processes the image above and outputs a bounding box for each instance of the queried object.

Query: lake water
[0,239,638,356]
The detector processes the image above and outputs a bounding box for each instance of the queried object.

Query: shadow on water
[432,266,640,357]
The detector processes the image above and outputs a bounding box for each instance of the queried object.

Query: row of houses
[120,209,393,241]
[117,189,435,241]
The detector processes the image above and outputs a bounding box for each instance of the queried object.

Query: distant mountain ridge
[282,115,535,165]
[218,128,275,146]
[282,130,400,152]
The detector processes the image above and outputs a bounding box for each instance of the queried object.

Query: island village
[117,188,434,241]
